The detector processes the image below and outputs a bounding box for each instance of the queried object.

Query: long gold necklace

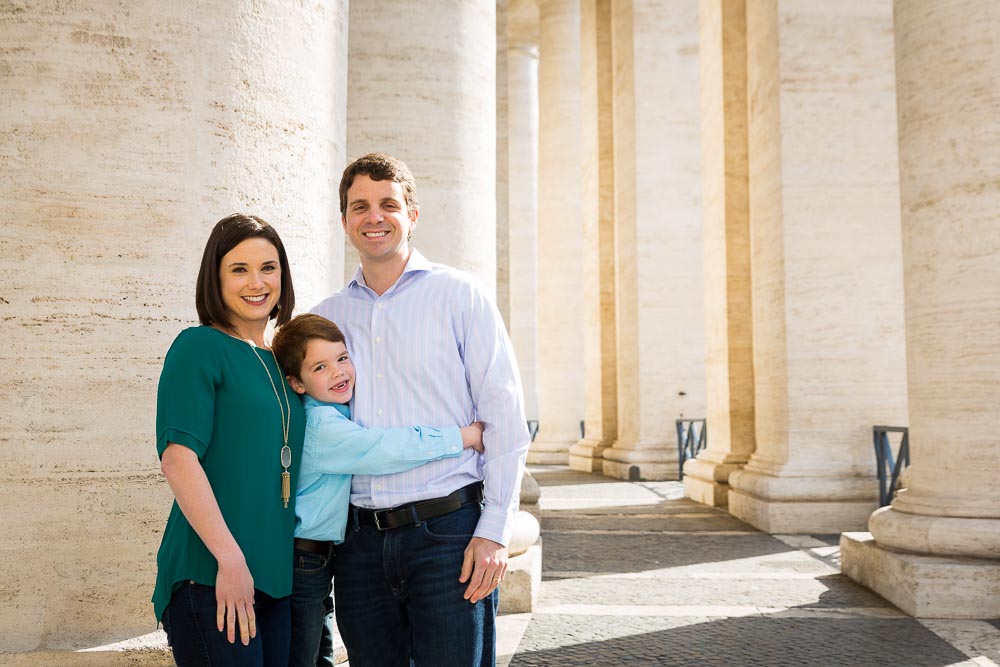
[248,344,292,508]
[219,325,292,508]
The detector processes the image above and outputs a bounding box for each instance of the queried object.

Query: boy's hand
[460,421,485,454]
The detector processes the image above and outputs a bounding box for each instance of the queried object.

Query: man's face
[342,174,417,265]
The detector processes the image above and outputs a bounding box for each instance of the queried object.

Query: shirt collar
[302,394,350,417]
[347,249,433,292]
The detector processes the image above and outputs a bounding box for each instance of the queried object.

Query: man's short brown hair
[272,313,346,380]
[339,152,419,216]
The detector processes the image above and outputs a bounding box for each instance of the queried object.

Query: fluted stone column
[531,0,585,464]
[683,0,754,506]
[0,0,347,657]
[727,0,907,533]
[841,0,1000,618]
[506,0,541,423]
[569,0,617,473]
[346,0,496,290]
[603,0,705,481]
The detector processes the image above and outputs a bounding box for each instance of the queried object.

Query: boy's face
[287,339,356,404]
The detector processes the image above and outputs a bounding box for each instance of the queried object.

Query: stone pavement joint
[508,466,1000,667]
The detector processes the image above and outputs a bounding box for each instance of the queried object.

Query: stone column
[506,0,541,423]
[346,0,496,291]
[0,0,346,657]
[727,0,907,533]
[602,0,705,481]
[530,0,585,464]
[569,0,618,473]
[842,0,1000,618]
[683,0,754,506]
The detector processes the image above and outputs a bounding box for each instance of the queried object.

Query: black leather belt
[354,482,484,531]
[294,537,332,555]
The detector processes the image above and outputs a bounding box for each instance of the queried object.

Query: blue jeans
[290,545,336,667]
[334,501,499,667]
[162,581,291,666]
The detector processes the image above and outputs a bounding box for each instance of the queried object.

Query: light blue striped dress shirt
[311,250,530,545]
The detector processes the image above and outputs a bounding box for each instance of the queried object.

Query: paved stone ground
[507,466,1000,667]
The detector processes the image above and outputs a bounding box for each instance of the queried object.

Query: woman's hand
[215,554,257,645]
[461,421,485,454]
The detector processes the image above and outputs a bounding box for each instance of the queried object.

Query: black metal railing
[874,425,909,507]
[527,420,539,442]
[676,418,707,479]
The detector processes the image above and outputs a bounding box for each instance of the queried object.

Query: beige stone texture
[496,0,511,326]
[497,540,543,614]
[842,533,1000,619]
[683,0,754,507]
[603,0,705,481]
[530,0,585,464]
[0,0,347,657]
[505,0,540,421]
[570,0,617,474]
[843,1,1000,596]
[728,0,908,532]
[345,1,497,291]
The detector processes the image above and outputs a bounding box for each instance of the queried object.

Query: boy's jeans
[289,544,336,667]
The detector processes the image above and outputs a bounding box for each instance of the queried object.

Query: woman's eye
[262,265,277,273]
[232,267,246,273]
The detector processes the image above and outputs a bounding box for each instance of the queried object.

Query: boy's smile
[287,339,356,404]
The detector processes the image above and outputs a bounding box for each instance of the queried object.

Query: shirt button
[376,484,382,491]
[375,336,382,343]
[376,372,383,379]
[377,409,383,416]
[377,303,383,309]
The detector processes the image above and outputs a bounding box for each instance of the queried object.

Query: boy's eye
[313,364,325,372]
[338,355,349,362]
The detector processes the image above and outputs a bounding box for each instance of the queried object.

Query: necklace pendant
[281,470,291,509]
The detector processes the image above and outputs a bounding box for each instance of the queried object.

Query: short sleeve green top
[152,326,305,622]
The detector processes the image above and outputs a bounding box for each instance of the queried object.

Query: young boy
[271,313,484,667]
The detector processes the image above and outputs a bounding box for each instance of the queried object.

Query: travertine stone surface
[684,0,753,507]
[728,0,907,531]
[846,1,1000,596]
[0,0,347,655]
[603,0,704,481]
[345,0,497,291]
[842,533,1000,619]
[496,0,511,325]
[531,0,585,464]
[506,0,540,422]
[570,0,617,474]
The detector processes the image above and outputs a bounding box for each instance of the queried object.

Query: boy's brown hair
[272,313,346,380]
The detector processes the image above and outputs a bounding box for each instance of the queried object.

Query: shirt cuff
[473,503,515,546]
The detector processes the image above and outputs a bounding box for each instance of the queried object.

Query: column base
[568,439,611,472]
[682,456,747,507]
[683,475,730,507]
[727,488,874,533]
[498,539,543,614]
[841,532,1000,618]
[527,438,572,464]
[601,443,676,480]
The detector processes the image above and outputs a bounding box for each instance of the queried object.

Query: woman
[152,213,305,666]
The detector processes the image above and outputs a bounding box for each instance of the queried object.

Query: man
[312,152,530,666]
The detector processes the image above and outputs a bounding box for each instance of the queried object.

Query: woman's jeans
[289,545,336,667]
[162,581,291,667]
[333,500,499,667]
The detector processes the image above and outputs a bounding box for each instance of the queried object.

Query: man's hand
[459,536,507,604]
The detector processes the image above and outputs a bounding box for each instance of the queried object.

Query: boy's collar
[302,394,350,416]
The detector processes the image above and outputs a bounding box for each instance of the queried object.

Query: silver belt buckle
[374,510,387,531]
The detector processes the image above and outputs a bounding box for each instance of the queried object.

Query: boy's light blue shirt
[294,395,465,542]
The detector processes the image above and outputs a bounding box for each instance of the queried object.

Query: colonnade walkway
[497,466,1000,667]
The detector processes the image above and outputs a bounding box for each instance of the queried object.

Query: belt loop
[350,505,360,531]
[409,504,422,528]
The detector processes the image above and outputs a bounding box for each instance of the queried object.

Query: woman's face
[218,237,281,334]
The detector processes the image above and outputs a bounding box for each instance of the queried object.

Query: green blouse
[151,326,305,622]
